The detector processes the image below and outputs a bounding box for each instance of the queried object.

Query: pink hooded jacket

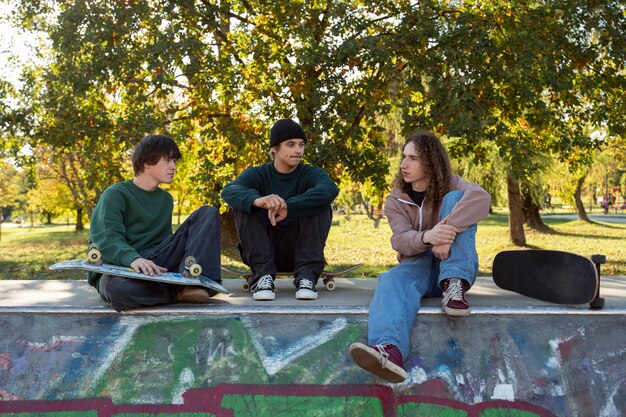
[384,174,491,259]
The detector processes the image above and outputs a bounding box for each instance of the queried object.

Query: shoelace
[443,280,464,304]
[299,279,314,290]
[374,345,390,367]
[252,275,273,291]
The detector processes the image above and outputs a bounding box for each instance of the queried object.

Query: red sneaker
[349,342,407,383]
[442,278,471,316]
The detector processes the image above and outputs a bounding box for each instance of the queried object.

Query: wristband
[421,232,431,245]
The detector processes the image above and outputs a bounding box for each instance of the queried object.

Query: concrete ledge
[1,276,624,313]
[1,276,625,416]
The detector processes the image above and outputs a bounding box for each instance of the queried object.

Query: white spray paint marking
[493,384,515,401]
[455,374,465,385]
[27,336,85,350]
[405,365,428,385]
[545,336,574,398]
[547,337,565,369]
[172,368,194,404]
[599,384,623,417]
[497,345,518,402]
[497,368,506,384]
[434,366,464,399]
[86,316,142,393]
[243,317,348,376]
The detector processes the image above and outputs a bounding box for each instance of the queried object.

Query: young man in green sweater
[89,134,222,311]
[221,119,339,301]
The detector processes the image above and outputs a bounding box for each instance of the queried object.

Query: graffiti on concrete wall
[0,314,624,416]
[0,384,556,416]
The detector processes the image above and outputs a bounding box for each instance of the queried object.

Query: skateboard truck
[222,263,363,292]
[183,256,202,278]
[590,254,606,310]
[87,243,102,264]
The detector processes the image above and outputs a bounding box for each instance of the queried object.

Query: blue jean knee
[437,190,479,287]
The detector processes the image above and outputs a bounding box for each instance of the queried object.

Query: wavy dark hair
[392,130,451,209]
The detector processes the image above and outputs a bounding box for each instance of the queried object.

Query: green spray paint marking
[113,413,216,417]
[221,394,384,417]
[89,318,266,403]
[479,409,541,417]
[88,318,366,404]
[398,403,467,417]
[0,413,97,417]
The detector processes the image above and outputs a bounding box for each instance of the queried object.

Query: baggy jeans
[98,205,221,312]
[367,191,479,357]
[232,207,332,288]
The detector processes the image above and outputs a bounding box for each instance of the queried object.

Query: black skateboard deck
[492,250,604,308]
[221,263,364,291]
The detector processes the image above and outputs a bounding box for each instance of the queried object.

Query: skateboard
[51,244,228,294]
[492,249,605,309]
[221,263,364,291]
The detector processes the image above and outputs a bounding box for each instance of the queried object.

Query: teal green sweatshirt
[88,180,173,287]
[221,163,338,217]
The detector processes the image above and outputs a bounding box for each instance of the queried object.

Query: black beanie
[269,119,307,147]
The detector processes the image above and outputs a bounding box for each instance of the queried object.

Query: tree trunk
[507,174,526,246]
[574,173,590,222]
[75,207,84,231]
[220,211,238,245]
[362,200,384,228]
[522,191,545,229]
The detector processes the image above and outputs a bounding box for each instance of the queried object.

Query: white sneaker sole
[296,289,318,300]
[443,306,471,316]
[253,290,275,301]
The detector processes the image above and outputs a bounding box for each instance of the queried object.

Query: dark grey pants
[232,207,332,288]
[98,205,221,312]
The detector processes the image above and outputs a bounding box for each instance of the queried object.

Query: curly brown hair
[392,130,451,209]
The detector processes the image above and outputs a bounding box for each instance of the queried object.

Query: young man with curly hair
[349,130,491,383]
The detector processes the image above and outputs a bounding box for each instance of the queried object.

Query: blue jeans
[367,191,479,357]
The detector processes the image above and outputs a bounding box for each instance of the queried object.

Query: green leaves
[1,0,624,229]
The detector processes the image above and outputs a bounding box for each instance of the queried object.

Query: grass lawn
[1,212,625,281]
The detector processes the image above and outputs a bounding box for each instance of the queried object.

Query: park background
[1,0,625,279]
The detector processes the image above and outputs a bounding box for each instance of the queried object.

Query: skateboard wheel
[87,243,100,252]
[590,297,605,309]
[188,263,202,277]
[325,278,336,292]
[184,256,197,268]
[87,248,102,264]
[242,281,250,291]
[591,254,606,264]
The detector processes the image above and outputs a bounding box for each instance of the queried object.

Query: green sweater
[88,180,173,287]
[221,163,339,217]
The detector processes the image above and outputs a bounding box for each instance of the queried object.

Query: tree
[26,158,81,225]
[6,0,625,245]
[395,0,626,245]
[0,159,28,240]
[7,0,396,233]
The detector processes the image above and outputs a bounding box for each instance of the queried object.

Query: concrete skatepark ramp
[1,277,625,416]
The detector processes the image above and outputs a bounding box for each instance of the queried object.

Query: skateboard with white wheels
[221,263,364,291]
[52,244,228,294]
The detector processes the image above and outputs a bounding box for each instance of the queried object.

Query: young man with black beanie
[221,119,339,301]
